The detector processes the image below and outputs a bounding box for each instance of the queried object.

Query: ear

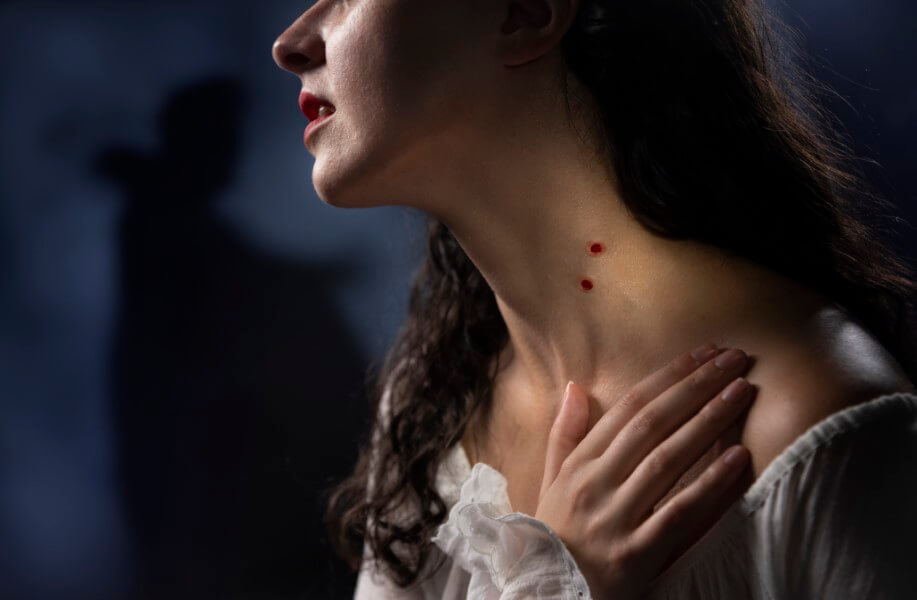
[497,0,579,67]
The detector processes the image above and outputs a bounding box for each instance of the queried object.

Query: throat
[460,402,550,516]
[462,434,546,516]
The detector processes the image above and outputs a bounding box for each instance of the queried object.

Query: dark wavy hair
[323,0,917,588]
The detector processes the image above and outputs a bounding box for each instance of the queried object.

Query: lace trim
[431,463,593,599]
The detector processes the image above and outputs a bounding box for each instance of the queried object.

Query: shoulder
[745,387,917,598]
[738,304,916,480]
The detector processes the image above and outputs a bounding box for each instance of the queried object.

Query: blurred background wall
[0,1,914,599]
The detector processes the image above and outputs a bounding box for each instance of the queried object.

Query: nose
[272,11,326,75]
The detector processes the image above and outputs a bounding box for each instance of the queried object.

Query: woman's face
[273,0,501,209]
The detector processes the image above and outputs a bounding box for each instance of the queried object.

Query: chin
[311,158,357,207]
[311,151,408,210]
[311,171,388,209]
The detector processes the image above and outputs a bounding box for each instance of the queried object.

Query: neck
[444,181,821,415]
[394,71,828,428]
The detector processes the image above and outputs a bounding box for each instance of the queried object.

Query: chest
[461,416,547,516]
[461,402,743,518]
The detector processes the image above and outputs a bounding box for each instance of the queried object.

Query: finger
[658,449,753,575]
[629,444,751,573]
[615,376,755,522]
[595,348,749,484]
[539,380,590,502]
[573,342,722,462]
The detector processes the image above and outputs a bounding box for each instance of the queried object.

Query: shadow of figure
[95,77,366,599]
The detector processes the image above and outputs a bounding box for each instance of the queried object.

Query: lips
[299,90,336,121]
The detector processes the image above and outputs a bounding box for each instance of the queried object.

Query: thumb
[539,380,590,501]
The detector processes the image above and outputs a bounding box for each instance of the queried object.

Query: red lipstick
[299,90,336,147]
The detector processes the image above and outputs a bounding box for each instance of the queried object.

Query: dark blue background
[0,1,914,598]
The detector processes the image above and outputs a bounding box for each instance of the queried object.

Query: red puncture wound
[580,278,594,291]
[587,242,604,255]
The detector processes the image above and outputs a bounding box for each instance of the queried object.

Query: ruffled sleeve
[751,392,917,599]
[431,462,593,600]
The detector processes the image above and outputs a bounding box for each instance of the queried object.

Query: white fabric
[354,390,917,599]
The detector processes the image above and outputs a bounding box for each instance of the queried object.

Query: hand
[534,343,755,600]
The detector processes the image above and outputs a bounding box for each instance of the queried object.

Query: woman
[272,0,917,597]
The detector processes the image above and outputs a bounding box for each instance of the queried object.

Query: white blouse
[354,391,917,599]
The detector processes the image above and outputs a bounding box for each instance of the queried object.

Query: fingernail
[714,348,746,370]
[691,342,718,362]
[724,446,749,467]
[721,378,751,403]
[563,380,574,406]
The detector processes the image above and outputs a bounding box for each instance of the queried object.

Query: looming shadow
[96,76,366,599]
